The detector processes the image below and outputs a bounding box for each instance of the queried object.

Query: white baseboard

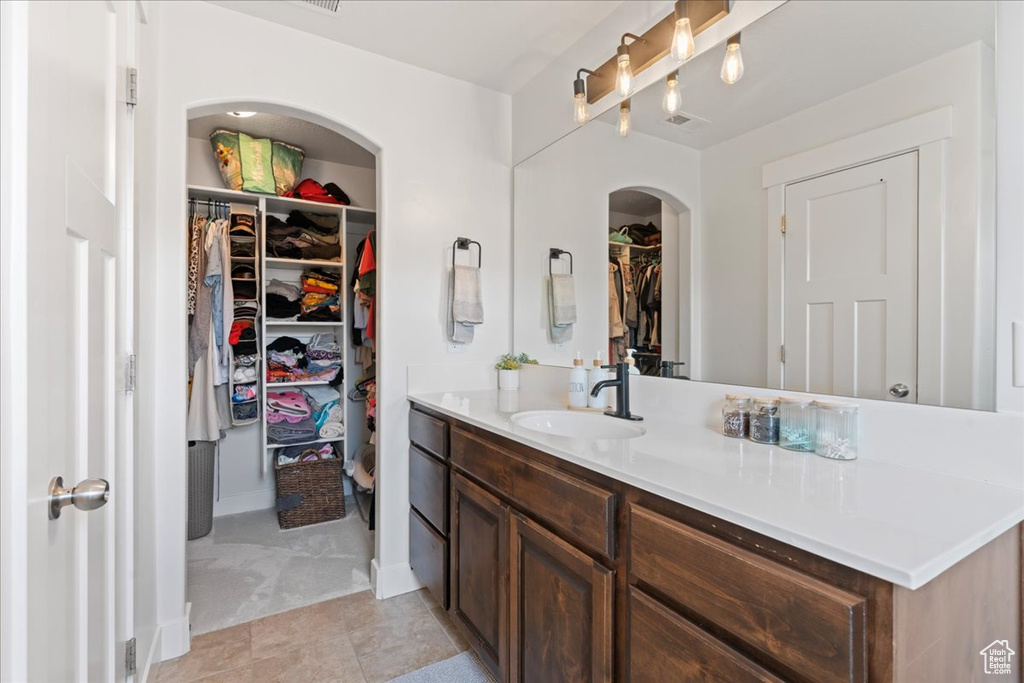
[371,559,424,599]
[140,623,162,682]
[212,489,274,517]
[156,603,191,662]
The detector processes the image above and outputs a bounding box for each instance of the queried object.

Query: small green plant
[495,353,538,371]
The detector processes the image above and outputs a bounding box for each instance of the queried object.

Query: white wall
[513,121,700,366]
[511,1,785,164]
[137,0,511,662]
[699,42,995,408]
[186,136,376,209]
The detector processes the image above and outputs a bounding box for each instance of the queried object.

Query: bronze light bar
[585,0,730,104]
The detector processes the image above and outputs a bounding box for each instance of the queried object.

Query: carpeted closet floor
[187,499,374,635]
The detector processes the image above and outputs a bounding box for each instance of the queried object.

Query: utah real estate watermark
[979,639,1015,676]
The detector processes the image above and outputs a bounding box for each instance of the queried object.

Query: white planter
[498,369,520,391]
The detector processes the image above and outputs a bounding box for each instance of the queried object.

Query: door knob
[888,383,910,399]
[48,476,109,520]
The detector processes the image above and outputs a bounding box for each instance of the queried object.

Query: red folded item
[283,178,347,205]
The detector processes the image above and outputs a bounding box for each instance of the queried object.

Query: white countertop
[408,389,1024,589]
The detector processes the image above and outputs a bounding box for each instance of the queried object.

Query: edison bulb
[721,41,744,85]
[574,93,589,124]
[615,53,634,98]
[618,103,631,138]
[670,18,695,62]
[662,75,682,115]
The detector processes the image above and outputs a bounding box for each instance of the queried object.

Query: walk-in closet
[184,111,379,635]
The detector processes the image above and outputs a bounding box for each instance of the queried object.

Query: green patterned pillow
[272,141,306,195]
[209,129,242,191]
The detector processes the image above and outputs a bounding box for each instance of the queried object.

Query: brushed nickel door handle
[48,476,109,520]
[888,383,910,399]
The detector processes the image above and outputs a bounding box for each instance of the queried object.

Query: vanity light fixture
[572,68,597,124]
[720,33,744,85]
[618,100,631,137]
[662,72,682,115]
[227,111,257,118]
[670,0,696,62]
[616,33,644,98]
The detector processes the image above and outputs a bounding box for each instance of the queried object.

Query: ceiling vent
[664,110,711,131]
[665,114,691,126]
[298,0,340,13]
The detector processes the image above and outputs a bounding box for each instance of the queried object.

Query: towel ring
[452,237,482,269]
[549,248,573,275]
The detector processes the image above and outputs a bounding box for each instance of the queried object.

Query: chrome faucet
[591,362,643,421]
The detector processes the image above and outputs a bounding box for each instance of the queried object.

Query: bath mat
[388,651,494,683]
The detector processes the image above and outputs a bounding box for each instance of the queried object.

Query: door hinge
[127,68,138,107]
[126,354,137,393]
[780,215,786,234]
[125,637,137,675]
[780,345,786,362]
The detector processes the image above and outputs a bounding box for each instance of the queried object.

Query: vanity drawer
[409,445,448,535]
[410,508,448,609]
[409,408,448,460]
[629,505,866,682]
[629,587,783,683]
[451,428,615,559]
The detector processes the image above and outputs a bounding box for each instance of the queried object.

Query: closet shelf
[266,437,344,450]
[266,321,345,327]
[265,257,345,270]
[267,379,342,388]
[187,184,263,204]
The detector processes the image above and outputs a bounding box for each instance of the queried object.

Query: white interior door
[784,152,918,402]
[2,1,132,680]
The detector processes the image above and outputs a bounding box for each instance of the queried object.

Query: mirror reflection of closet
[607,189,690,378]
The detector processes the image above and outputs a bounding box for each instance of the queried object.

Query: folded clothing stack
[229,302,259,355]
[266,388,318,445]
[275,442,338,467]
[299,269,341,322]
[265,210,341,261]
[266,279,301,319]
[265,334,342,385]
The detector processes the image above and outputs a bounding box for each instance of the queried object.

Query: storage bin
[275,451,346,529]
[188,441,216,540]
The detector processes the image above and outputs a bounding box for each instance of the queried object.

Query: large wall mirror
[513,0,997,410]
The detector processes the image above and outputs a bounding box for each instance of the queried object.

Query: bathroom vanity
[406,392,1021,683]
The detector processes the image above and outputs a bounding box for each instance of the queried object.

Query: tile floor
[151,589,469,683]
[188,501,374,634]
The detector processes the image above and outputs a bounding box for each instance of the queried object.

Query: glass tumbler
[779,396,816,452]
[814,401,859,460]
[722,394,751,438]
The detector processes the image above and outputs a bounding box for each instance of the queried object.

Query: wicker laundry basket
[275,454,346,529]
[188,441,216,540]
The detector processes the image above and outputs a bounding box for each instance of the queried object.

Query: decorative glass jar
[814,401,859,460]
[749,397,780,444]
[779,396,816,452]
[722,394,751,438]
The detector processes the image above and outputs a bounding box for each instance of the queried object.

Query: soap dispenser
[568,352,589,408]
[588,352,608,409]
[625,348,641,375]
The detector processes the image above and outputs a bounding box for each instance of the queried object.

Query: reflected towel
[451,265,483,324]
[550,274,577,326]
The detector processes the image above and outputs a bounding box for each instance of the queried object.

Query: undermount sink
[511,410,646,440]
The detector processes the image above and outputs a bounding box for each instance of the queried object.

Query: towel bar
[452,237,482,269]
[549,248,573,275]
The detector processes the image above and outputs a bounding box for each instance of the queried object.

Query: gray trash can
[188,441,216,540]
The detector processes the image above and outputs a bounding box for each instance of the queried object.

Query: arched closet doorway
[183,104,380,634]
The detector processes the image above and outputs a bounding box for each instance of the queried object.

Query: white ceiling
[206,0,625,95]
[188,112,377,168]
[597,0,995,149]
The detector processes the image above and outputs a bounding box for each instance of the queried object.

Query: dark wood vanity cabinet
[407,407,451,608]
[408,401,1017,682]
[450,473,508,681]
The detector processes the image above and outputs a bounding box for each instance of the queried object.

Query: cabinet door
[451,474,508,681]
[628,587,784,683]
[509,511,613,683]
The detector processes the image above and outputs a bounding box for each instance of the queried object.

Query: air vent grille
[301,0,340,12]
[665,114,692,126]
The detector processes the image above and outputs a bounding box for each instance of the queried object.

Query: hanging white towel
[451,265,484,324]
[549,273,576,343]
